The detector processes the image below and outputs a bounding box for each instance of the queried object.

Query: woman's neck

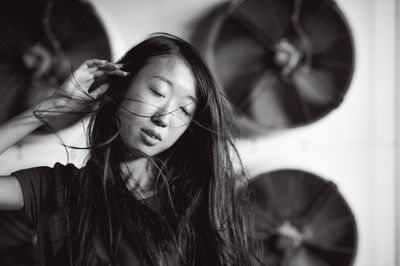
[121,157,156,198]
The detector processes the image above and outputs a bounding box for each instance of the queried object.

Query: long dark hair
[65,33,258,265]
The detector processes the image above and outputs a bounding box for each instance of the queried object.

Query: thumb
[90,84,109,99]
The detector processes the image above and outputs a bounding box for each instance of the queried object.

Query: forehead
[131,56,197,97]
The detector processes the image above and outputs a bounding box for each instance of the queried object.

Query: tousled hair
[64,33,260,265]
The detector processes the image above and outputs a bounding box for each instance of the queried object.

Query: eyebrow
[153,75,172,86]
[152,75,197,104]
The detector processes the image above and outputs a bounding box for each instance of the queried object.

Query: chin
[127,145,163,158]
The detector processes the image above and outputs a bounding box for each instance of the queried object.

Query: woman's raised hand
[39,59,128,113]
[0,60,128,155]
[62,59,128,100]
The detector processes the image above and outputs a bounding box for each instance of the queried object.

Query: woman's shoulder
[7,163,81,228]
[10,162,82,204]
[12,162,81,183]
[53,162,81,178]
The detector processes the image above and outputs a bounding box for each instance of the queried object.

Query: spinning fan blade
[251,203,279,238]
[246,170,357,266]
[305,216,355,250]
[0,68,29,121]
[302,18,351,56]
[286,172,332,223]
[214,34,266,90]
[241,71,291,128]
[50,1,111,69]
[298,0,346,54]
[302,191,356,251]
[193,0,354,133]
[221,68,266,109]
[65,37,111,70]
[232,0,291,44]
[250,171,310,222]
[291,66,337,106]
[251,170,283,213]
[0,26,31,56]
[0,0,111,132]
[287,247,330,266]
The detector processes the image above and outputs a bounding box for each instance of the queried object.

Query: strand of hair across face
[118,95,194,127]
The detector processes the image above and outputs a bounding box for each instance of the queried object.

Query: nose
[151,110,168,128]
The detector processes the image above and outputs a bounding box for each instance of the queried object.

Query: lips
[141,128,162,141]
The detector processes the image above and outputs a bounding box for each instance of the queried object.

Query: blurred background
[0,0,398,265]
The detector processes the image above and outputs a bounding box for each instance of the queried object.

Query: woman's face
[117,56,197,156]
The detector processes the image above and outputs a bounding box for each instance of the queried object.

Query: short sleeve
[11,163,75,229]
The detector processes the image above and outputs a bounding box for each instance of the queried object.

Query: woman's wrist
[32,91,90,119]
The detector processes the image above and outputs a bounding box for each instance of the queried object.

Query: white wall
[0,0,397,265]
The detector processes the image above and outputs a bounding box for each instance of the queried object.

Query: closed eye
[150,88,165,98]
[180,107,191,117]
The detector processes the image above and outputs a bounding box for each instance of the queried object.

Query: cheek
[121,92,162,117]
[123,101,150,117]
[165,126,189,147]
[118,114,142,142]
[119,122,135,144]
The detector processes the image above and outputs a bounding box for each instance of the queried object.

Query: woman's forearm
[0,108,43,154]
[0,97,62,155]
[0,59,124,155]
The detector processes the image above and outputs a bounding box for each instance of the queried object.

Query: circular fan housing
[246,169,357,266]
[193,0,355,135]
[0,0,112,133]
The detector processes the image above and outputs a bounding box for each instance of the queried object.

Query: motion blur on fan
[0,0,111,265]
[0,0,111,133]
[193,0,355,135]
[193,1,358,265]
[246,169,357,266]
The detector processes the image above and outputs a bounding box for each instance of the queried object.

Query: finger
[95,61,124,70]
[92,70,106,78]
[92,69,129,78]
[108,70,129,76]
[85,66,122,77]
[86,66,99,73]
[86,60,123,72]
[85,59,107,67]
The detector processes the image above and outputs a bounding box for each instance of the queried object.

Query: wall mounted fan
[246,169,357,266]
[0,0,111,264]
[0,0,111,133]
[193,0,355,135]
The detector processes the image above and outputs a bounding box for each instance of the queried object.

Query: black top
[0,209,36,266]
[11,163,163,266]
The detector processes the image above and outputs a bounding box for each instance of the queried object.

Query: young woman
[0,33,259,265]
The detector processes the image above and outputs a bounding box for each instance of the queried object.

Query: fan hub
[274,39,302,76]
[22,44,55,79]
[276,220,304,251]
